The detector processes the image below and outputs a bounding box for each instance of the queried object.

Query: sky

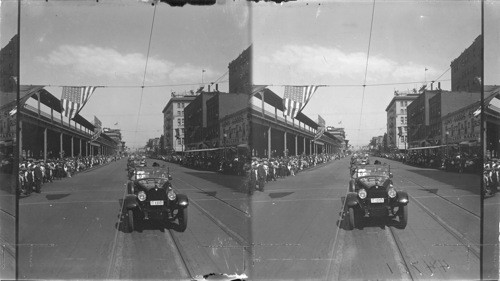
[1,0,499,149]
[252,0,482,147]
[2,0,250,148]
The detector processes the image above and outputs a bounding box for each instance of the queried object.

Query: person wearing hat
[257,159,266,191]
[492,164,500,194]
[26,164,34,195]
[18,166,27,195]
[484,164,493,196]
[34,162,43,193]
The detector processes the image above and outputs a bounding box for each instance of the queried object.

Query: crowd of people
[18,155,119,195]
[484,159,500,196]
[380,151,482,173]
[244,153,345,193]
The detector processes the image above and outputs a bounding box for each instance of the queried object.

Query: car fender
[124,194,139,210]
[348,179,355,192]
[176,194,189,208]
[397,191,409,205]
[346,192,359,208]
[127,181,134,194]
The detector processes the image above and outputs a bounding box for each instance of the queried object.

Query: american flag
[282,85,319,118]
[61,86,97,119]
[314,115,325,140]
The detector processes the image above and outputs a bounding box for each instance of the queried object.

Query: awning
[252,86,319,129]
[184,147,224,153]
[407,145,446,151]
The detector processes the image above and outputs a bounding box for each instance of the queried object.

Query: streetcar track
[165,228,195,279]
[143,160,251,272]
[409,193,480,259]
[403,177,479,219]
[174,175,250,216]
[386,226,414,280]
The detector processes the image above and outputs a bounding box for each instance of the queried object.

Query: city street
[250,156,480,280]
[18,158,250,280]
[17,156,482,280]
[0,174,15,280]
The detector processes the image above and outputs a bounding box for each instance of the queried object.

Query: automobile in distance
[345,164,408,230]
[124,167,188,232]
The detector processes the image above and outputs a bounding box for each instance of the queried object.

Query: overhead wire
[133,3,157,147]
[357,0,376,146]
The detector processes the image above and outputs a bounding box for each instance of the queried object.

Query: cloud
[169,64,213,83]
[37,45,210,84]
[255,44,437,84]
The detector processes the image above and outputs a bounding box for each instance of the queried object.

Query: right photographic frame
[248,0,492,280]
[483,1,500,280]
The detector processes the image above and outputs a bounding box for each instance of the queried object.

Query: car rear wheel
[399,205,408,228]
[178,208,188,232]
[126,209,135,233]
[348,207,356,230]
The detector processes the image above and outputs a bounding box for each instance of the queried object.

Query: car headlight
[167,190,177,201]
[388,187,397,198]
[138,191,146,201]
[358,188,367,199]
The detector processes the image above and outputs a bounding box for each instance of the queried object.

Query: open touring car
[124,165,189,232]
[346,164,408,230]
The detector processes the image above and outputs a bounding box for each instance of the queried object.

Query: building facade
[162,93,197,153]
[451,35,482,92]
[0,34,18,94]
[228,45,251,95]
[407,90,438,148]
[184,92,216,150]
[408,89,481,148]
[428,91,480,146]
[385,90,419,150]
[102,128,125,154]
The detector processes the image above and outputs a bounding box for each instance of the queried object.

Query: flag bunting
[60,86,97,120]
[282,85,319,119]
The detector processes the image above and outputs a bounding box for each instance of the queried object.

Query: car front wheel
[178,208,188,232]
[399,205,408,229]
[348,207,356,230]
[126,209,135,233]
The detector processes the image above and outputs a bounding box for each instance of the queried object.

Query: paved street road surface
[18,158,250,280]
[250,156,480,280]
[18,156,482,280]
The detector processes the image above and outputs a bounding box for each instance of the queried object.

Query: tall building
[184,92,216,150]
[407,89,481,148]
[385,90,419,150]
[162,93,197,153]
[451,35,482,92]
[428,91,480,145]
[228,45,251,94]
[0,34,18,93]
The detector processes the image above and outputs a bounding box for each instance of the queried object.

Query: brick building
[451,35,482,92]
[228,45,251,94]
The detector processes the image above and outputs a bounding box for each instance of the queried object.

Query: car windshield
[355,165,390,177]
[358,176,387,187]
[137,178,168,188]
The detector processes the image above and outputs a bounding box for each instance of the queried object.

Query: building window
[400,117,404,124]
[177,119,181,126]
[181,118,184,125]
[177,139,181,145]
